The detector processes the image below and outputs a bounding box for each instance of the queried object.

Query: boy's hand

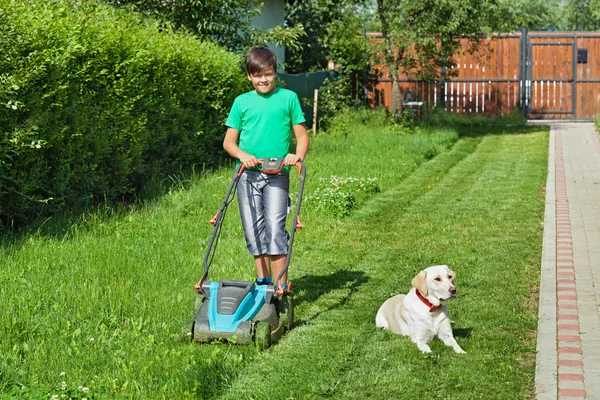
[240,154,259,168]
[284,153,302,166]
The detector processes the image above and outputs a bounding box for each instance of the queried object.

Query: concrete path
[535,122,600,400]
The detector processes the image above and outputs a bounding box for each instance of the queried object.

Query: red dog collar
[416,290,441,312]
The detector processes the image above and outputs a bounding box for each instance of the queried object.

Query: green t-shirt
[225,87,306,162]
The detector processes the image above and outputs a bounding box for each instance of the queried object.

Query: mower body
[192,280,289,346]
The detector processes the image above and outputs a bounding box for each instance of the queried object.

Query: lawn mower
[191,158,306,350]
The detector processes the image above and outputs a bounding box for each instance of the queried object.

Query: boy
[223,47,309,294]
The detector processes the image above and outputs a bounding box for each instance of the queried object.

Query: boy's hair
[245,47,277,76]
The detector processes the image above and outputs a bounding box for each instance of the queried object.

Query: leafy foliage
[104,0,307,53]
[494,0,563,31]
[284,0,371,74]
[248,23,306,54]
[315,76,355,134]
[0,0,247,229]
[305,175,380,217]
[561,0,600,30]
[104,0,263,51]
[488,0,600,31]
[375,0,499,80]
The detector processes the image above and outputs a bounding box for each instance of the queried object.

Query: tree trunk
[377,0,404,117]
[391,77,403,116]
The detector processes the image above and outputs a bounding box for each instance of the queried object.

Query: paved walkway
[535,122,600,400]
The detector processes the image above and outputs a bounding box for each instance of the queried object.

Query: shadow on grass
[291,269,369,326]
[456,124,547,139]
[188,347,252,400]
[0,202,135,251]
[0,163,232,251]
[453,327,473,339]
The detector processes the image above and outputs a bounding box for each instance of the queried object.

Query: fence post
[440,49,446,109]
[520,27,528,117]
[312,89,318,135]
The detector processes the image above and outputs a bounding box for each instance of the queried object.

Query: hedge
[0,0,248,229]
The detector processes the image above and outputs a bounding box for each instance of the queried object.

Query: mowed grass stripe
[216,130,547,400]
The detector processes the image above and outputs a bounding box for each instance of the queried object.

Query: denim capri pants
[236,170,290,256]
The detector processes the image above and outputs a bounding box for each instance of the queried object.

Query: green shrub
[0,0,247,229]
[304,175,380,217]
[317,76,354,134]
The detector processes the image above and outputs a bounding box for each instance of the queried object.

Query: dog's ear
[447,267,456,283]
[412,271,428,295]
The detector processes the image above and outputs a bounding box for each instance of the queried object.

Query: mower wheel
[255,322,271,351]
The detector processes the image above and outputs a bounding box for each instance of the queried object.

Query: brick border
[554,129,586,399]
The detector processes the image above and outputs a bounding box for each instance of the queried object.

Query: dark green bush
[0,0,247,229]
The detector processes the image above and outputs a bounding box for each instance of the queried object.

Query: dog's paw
[417,344,432,353]
[454,347,467,354]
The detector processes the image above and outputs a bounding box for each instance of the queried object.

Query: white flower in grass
[51,395,59,400]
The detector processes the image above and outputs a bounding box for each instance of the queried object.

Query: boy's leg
[254,254,271,279]
[237,170,268,260]
[262,173,290,291]
[270,254,287,288]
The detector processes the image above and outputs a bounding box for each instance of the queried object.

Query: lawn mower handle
[236,157,304,178]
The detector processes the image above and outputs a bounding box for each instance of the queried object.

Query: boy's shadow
[290,269,369,326]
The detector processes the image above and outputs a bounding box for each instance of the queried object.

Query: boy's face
[248,67,276,94]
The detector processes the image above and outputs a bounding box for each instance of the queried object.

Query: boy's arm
[223,127,260,168]
[285,123,310,165]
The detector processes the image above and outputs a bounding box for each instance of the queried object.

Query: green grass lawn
[0,110,549,399]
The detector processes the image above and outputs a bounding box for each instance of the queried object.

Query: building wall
[251,0,285,70]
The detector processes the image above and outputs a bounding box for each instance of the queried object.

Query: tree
[491,0,561,31]
[493,0,600,31]
[104,0,262,50]
[561,0,600,30]
[284,0,371,74]
[104,0,306,52]
[374,0,499,115]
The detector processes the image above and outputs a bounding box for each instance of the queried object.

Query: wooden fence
[367,30,600,120]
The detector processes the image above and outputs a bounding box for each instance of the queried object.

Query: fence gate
[525,33,576,119]
[367,30,600,120]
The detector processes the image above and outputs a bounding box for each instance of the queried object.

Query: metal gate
[367,30,600,120]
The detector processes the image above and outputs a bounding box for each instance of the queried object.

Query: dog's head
[411,265,457,303]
